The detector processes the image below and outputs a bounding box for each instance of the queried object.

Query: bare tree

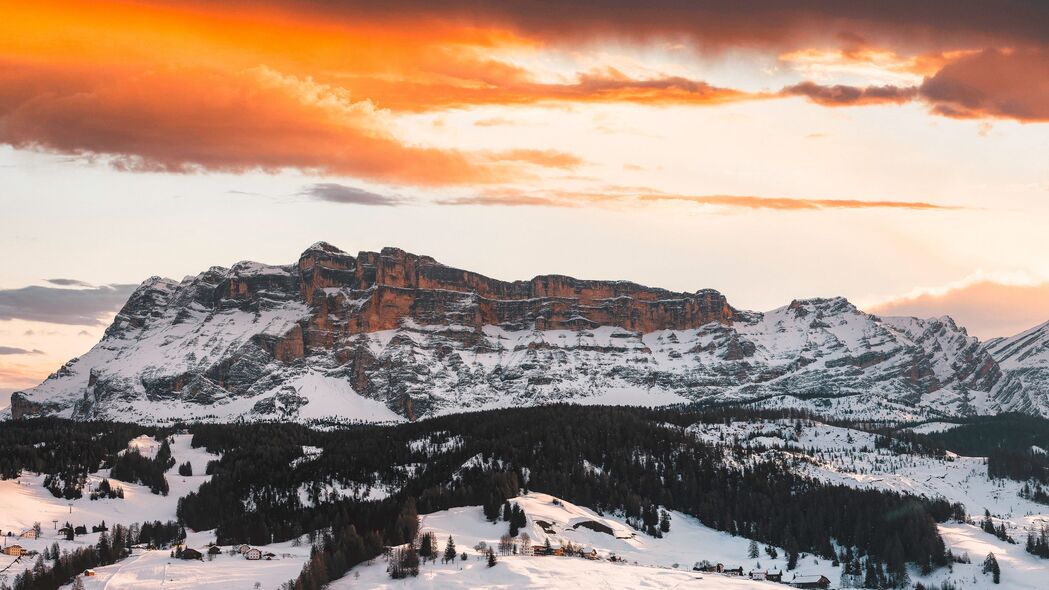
[498,533,514,556]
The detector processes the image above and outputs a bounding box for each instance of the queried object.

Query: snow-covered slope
[334,492,836,589]
[6,242,1039,424]
[687,419,1049,589]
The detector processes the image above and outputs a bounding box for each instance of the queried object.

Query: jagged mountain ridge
[6,242,1037,423]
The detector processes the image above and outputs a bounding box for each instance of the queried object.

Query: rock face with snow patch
[983,320,1049,416]
[6,242,1032,423]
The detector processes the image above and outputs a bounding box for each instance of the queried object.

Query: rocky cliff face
[6,242,1034,424]
[982,320,1049,416]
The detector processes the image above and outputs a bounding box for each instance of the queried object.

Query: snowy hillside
[332,492,839,590]
[7,242,1048,424]
[688,418,1049,588]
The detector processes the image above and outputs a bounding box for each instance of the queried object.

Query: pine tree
[748,539,759,559]
[983,552,1001,584]
[419,532,434,561]
[487,548,497,568]
[443,536,457,564]
[659,510,671,533]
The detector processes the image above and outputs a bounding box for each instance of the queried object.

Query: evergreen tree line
[0,418,164,481]
[172,405,957,590]
[1027,524,1049,559]
[108,439,174,495]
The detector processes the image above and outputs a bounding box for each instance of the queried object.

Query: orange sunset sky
[3,1,1049,399]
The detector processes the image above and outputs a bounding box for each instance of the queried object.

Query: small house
[236,544,253,554]
[791,574,831,589]
[181,548,204,561]
[750,571,766,581]
[244,548,262,560]
[3,545,23,557]
[18,529,36,540]
[263,552,276,560]
[84,570,97,577]
[725,566,744,576]
[208,546,222,555]
[532,545,549,556]
[767,570,783,583]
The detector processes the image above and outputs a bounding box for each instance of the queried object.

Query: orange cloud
[636,194,958,211]
[920,48,1049,122]
[434,188,959,211]
[869,280,1049,339]
[0,59,584,184]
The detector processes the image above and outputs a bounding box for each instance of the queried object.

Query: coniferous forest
[0,406,993,590]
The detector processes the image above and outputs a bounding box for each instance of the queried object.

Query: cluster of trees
[1026,524,1049,559]
[987,448,1049,484]
[0,418,158,480]
[109,440,174,495]
[918,414,1049,458]
[90,478,124,500]
[4,520,183,590]
[983,552,1001,584]
[981,510,1015,544]
[42,471,85,499]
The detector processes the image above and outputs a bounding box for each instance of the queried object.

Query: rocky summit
[6,242,1046,423]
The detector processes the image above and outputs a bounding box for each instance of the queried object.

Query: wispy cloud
[637,194,959,211]
[434,188,961,211]
[0,346,45,355]
[299,183,405,206]
[46,278,95,287]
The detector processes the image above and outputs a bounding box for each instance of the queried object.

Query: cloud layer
[0,283,138,326]
[0,346,45,355]
[870,280,1049,340]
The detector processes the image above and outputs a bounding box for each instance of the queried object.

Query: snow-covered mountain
[983,320,1049,415]
[6,242,1043,423]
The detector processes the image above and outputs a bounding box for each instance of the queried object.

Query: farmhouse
[84,570,96,577]
[791,574,831,589]
[236,544,252,554]
[3,545,23,557]
[181,548,204,561]
[244,548,262,560]
[18,529,36,540]
[208,546,222,555]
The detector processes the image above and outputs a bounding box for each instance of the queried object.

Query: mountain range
[8,242,1049,423]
